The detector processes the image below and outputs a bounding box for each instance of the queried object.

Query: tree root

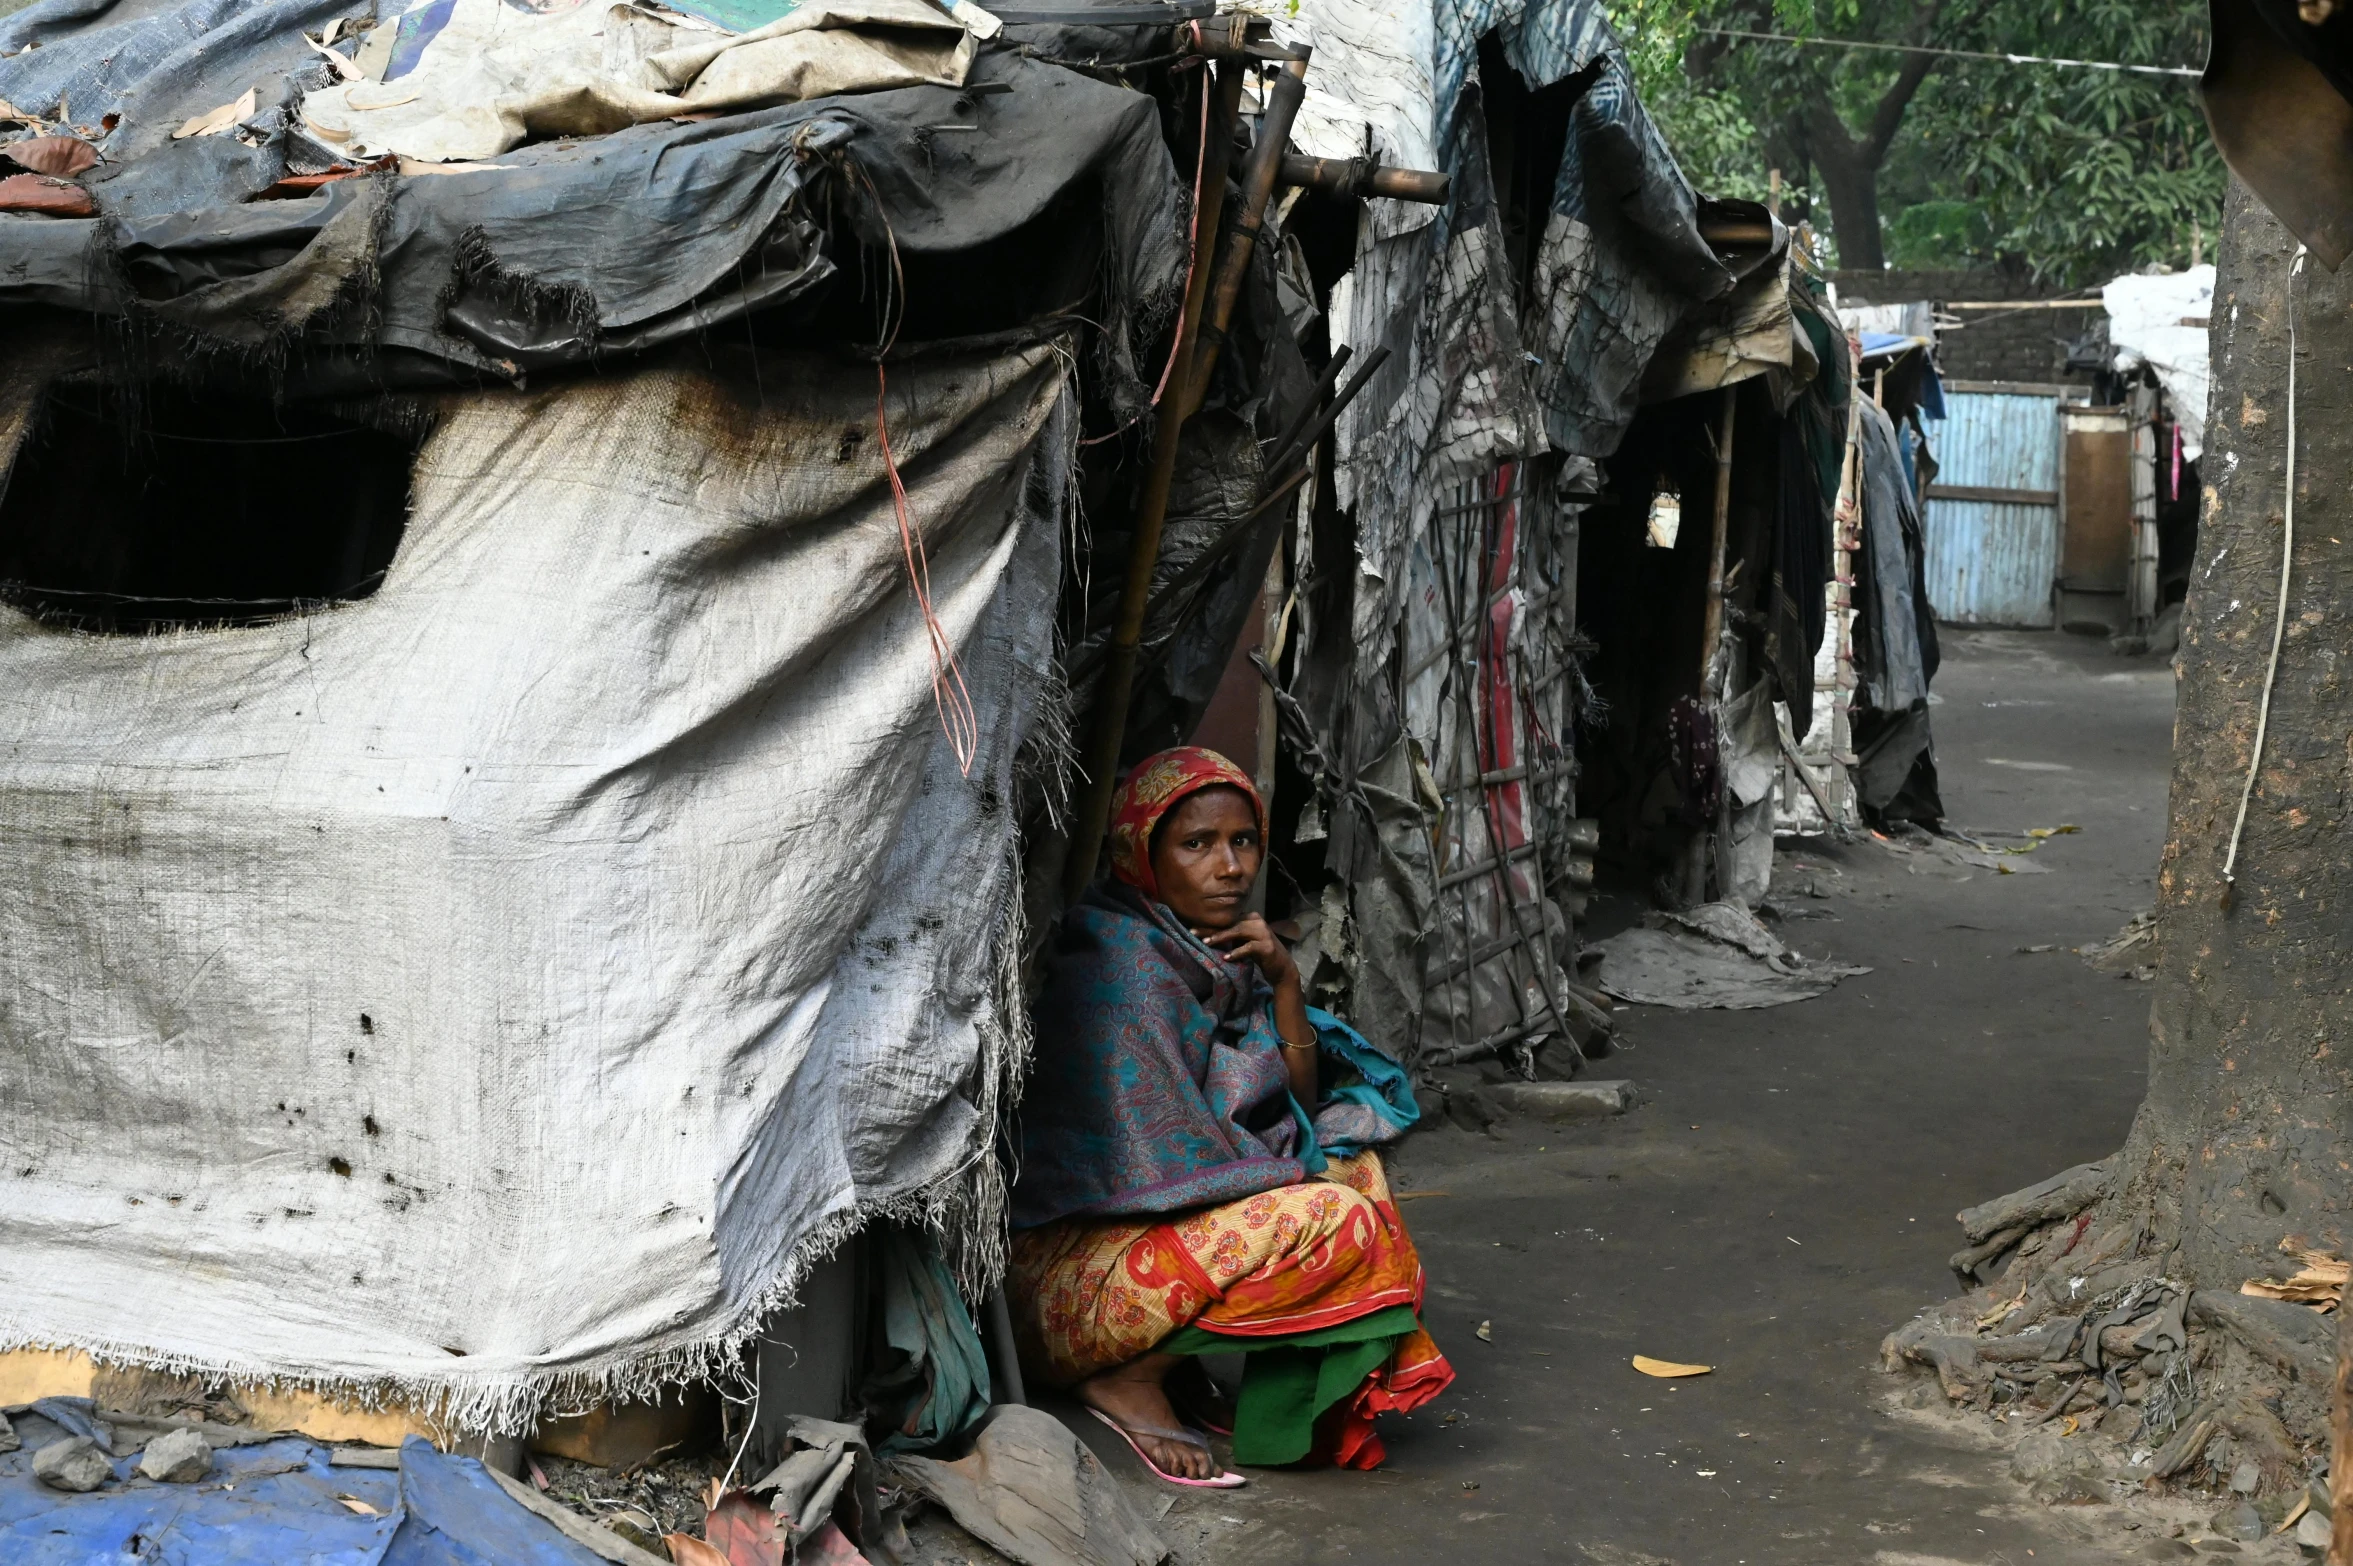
[1884,1167,2336,1503]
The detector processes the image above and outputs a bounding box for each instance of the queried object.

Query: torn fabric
[0,342,1072,1433]
[300,0,975,164]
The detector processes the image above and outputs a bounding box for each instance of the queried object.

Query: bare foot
[1077,1353,1216,1481]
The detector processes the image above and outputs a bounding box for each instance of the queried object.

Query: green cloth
[1158,1305,1420,1465]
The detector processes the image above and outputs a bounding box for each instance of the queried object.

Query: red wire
[852,158,979,777]
[877,363,979,777]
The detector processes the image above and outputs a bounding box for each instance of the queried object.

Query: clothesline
[1695,27,2202,80]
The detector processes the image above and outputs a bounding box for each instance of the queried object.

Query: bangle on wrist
[1279,1038,1316,1053]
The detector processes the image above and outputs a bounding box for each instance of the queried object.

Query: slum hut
[1213,0,1795,1082]
[0,0,1302,1495]
[1566,244,1857,906]
[0,0,1812,1547]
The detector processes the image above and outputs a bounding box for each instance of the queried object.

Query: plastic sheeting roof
[2103,264,2213,460]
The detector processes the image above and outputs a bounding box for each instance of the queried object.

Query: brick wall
[1831,268,2102,387]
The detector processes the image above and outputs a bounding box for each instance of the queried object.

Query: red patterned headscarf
[1105,746,1265,900]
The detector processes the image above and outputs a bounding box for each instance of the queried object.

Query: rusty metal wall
[1922,388,2062,627]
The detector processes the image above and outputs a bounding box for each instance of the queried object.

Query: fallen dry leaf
[666,1533,731,1566]
[5,135,98,176]
[1976,1287,2028,1329]
[346,85,422,112]
[0,172,95,216]
[2240,1247,2347,1310]
[307,35,363,81]
[1632,1355,1712,1378]
[172,87,257,141]
[336,1495,382,1517]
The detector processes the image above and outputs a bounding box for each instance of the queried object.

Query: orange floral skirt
[1009,1152,1452,1467]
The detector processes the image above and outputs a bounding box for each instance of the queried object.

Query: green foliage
[1603,0,2224,283]
[1882,199,1991,269]
[1616,14,1774,204]
[1915,0,2222,284]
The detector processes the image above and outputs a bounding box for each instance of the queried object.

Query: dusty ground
[1027,628,2244,1566]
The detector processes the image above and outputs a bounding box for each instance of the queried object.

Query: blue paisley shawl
[1012,883,1416,1229]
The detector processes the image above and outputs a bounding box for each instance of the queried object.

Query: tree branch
[1861,0,1949,162]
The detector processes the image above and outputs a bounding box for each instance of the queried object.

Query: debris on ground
[537,1446,732,1549]
[2008,1428,2108,1503]
[1877,822,2062,875]
[2,1406,622,1561]
[1591,901,1869,1009]
[892,1404,1167,1566]
[1883,1157,2347,1550]
[2079,910,2158,980]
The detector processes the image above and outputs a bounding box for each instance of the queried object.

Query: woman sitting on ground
[1009,747,1452,1487]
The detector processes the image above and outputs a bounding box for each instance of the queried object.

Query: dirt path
[1099,630,2197,1565]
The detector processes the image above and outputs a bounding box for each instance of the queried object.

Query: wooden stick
[1700,384,1738,693]
[1060,64,1245,900]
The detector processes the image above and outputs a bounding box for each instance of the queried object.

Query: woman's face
[1147,785,1262,931]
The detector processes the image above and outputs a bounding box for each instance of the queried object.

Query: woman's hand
[1198,913,1298,992]
[1202,915,1318,1102]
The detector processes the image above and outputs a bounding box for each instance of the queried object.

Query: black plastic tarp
[1,3,1182,395]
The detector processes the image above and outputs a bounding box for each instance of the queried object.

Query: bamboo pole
[1699,384,1739,694]
[1064,53,1311,900]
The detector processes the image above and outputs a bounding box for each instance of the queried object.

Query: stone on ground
[137,1426,214,1483]
[33,1436,113,1492]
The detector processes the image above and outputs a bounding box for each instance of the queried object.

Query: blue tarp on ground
[0,1412,604,1566]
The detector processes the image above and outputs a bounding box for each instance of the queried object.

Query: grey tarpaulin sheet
[1309,0,1730,705]
[1850,398,1942,818]
[1854,401,1934,714]
[0,341,1073,1432]
[1593,902,1868,1010]
[0,17,1182,392]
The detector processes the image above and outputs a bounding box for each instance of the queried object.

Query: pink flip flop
[1086,1408,1247,1488]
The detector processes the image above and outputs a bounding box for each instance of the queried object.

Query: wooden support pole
[1699,384,1738,694]
[1060,63,1244,901]
[1064,53,1311,900]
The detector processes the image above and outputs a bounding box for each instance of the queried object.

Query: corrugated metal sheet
[1923,390,2060,627]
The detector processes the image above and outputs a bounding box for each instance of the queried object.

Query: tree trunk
[2115,175,2352,1304]
[1883,176,2353,1486]
[2334,1299,2352,1563]
[1812,138,1887,273]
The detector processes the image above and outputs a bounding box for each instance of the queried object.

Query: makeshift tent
[1571,248,1858,906]
[1241,0,1796,1074]
[0,335,1075,1432]
[0,0,1851,1500]
[0,0,1213,1443]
